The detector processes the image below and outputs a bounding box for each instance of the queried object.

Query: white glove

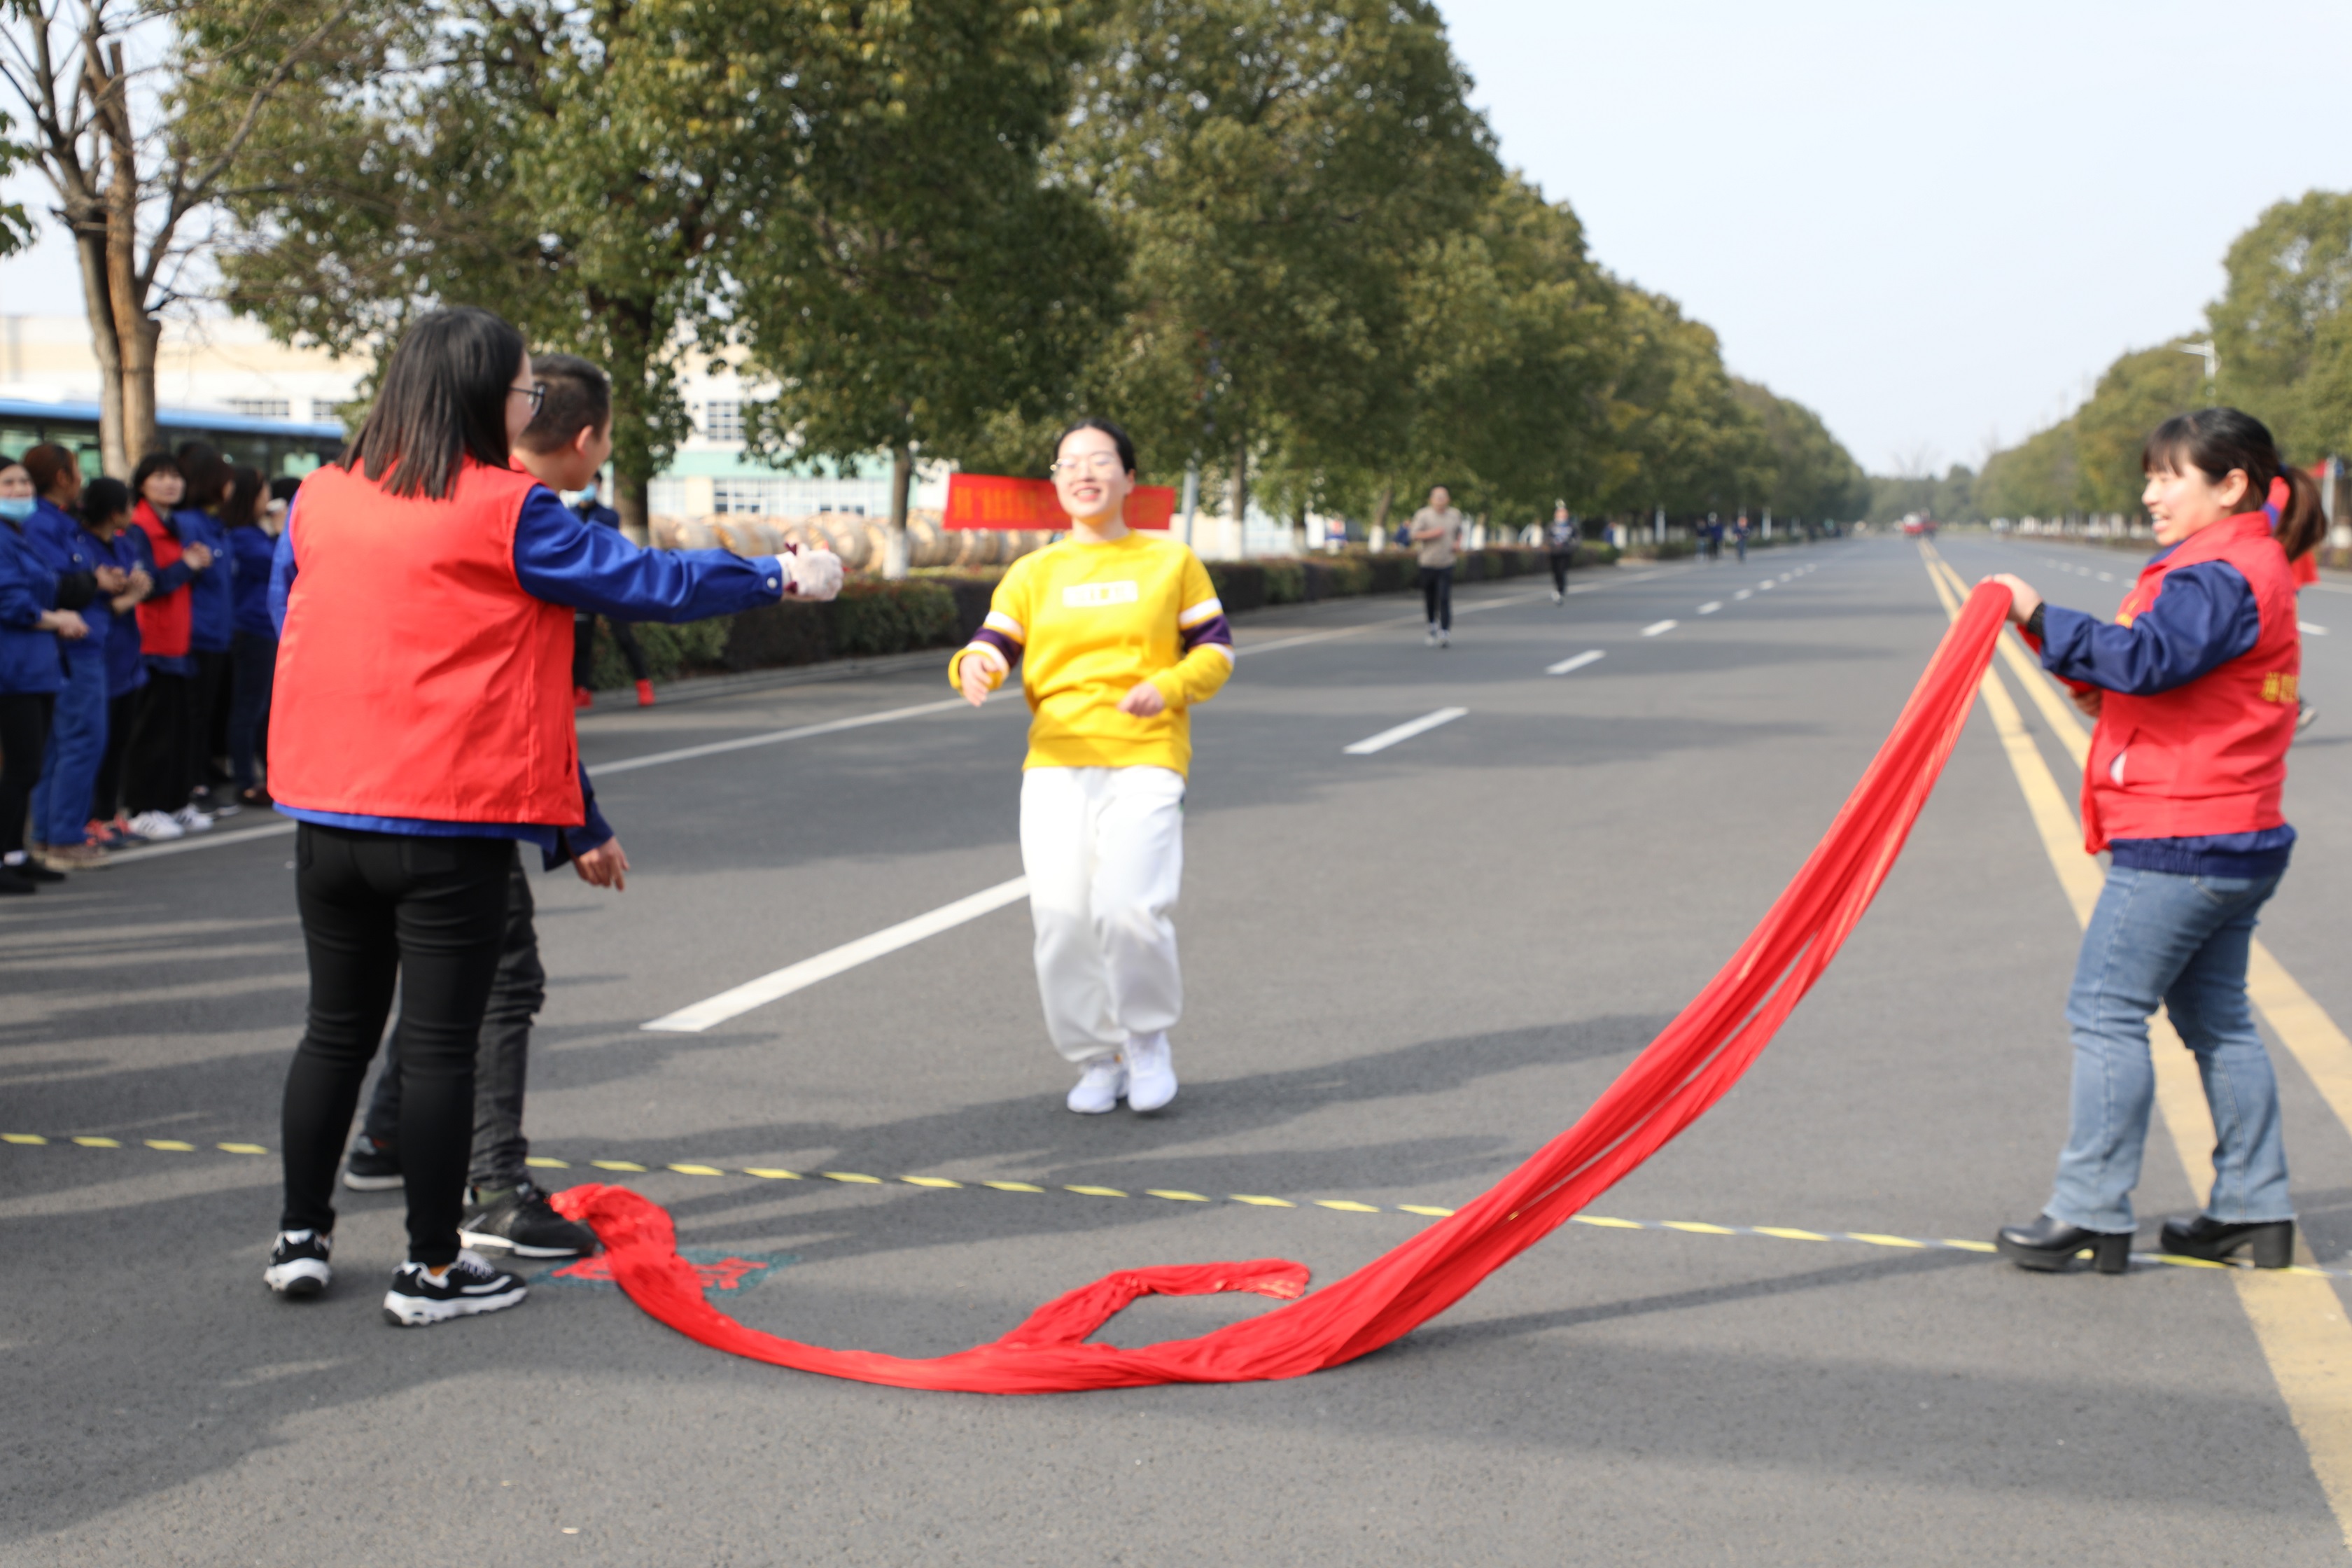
[785,546,844,602]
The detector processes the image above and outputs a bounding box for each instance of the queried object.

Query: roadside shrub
[1207,561,1267,612]
[586,617,734,688]
[827,577,960,657]
[1259,559,1306,605]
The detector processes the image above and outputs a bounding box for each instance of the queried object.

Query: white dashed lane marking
[1546,650,1606,676]
[1641,620,1678,637]
[1343,707,1469,755]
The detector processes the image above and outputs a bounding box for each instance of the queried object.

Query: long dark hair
[220,465,267,528]
[2142,407,2325,560]
[342,307,528,500]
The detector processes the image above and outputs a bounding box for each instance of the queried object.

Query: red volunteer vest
[268,460,583,825]
[132,501,192,658]
[2082,512,2300,850]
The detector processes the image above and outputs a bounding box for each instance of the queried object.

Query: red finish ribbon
[556,581,2015,1392]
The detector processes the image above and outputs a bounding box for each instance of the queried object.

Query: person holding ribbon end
[1985,407,2321,1275]
[952,419,1233,1114]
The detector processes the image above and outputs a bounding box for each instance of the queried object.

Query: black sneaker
[264,1229,333,1298]
[460,1180,598,1258]
[342,1133,402,1191]
[382,1250,527,1327]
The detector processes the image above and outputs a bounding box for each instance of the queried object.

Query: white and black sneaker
[382,1250,528,1327]
[460,1180,598,1258]
[264,1229,332,1298]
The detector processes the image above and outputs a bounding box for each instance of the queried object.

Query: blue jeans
[31,651,107,847]
[2047,864,2292,1233]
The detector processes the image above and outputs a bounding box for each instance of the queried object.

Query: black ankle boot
[1995,1214,2132,1274]
[2158,1214,2295,1269]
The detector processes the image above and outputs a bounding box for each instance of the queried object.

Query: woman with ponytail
[1985,407,2318,1275]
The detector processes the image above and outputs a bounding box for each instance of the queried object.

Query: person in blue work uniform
[260,307,846,1325]
[1987,407,2321,1275]
[0,456,93,894]
[88,482,155,846]
[220,464,280,810]
[173,443,241,817]
[22,445,130,870]
[336,354,764,1259]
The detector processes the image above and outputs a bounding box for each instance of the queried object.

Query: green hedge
[606,540,1623,687]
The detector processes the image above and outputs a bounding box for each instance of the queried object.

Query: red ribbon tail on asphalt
[554,582,2015,1394]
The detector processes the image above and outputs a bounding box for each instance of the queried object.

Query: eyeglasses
[1050,453,1126,477]
[510,382,547,412]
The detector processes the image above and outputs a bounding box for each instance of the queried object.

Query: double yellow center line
[1918,542,2352,1546]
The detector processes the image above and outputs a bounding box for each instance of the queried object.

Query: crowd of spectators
[0,440,297,895]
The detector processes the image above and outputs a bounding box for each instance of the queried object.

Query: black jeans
[1419,566,1454,631]
[189,647,231,789]
[0,692,55,858]
[93,691,138,822]
[280,825,515,1265]
[1548,552,1573,594]
[125,671,190,814]
[573,612,648,686]
[361,858,544,1191]
[227,631,276,790]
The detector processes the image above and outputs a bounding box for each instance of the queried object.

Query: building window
[230,398,291,419]
[702,400,743,442]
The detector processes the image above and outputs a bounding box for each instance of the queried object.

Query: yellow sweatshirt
[948,531,1233,774]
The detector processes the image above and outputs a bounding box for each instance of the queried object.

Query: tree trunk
[99,42,159,467]
[1369,480,1395,550]
[885,442,913,579]
[1225,433,1248,561]
[614,469,652,546]
[72,221,128,477]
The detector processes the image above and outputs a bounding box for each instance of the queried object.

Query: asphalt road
[6,533,2349,1566]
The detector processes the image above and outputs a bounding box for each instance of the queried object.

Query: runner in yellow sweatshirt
[952,419,1233,1113]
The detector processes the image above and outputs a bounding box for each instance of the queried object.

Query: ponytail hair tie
[2264,474,2290,528]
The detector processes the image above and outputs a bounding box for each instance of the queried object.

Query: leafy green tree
[1732,379,1868,524]
[1054,0,1499,549]
[214,0,806,535]
[731,3,1121,577]
[2210,190,2352,461]
[3,0,374,472]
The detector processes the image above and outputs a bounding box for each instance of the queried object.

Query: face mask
[0,497,34,523]
[559,489,597,508]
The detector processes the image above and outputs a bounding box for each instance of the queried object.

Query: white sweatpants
[1018,765,1186,1063]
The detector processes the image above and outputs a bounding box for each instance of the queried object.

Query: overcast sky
[7,2,2349,474]
[1441,0,2352,474]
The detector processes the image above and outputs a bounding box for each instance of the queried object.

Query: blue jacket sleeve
[0,528,46,628]
[268,527,298,637]
[510,487,785,622]
[2040,561,2261,696]
[550,762,616,869]
[150,555,196,595]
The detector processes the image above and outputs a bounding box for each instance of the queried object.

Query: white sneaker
[1437,629,1450,649]
[172,804,214,832]
[382,1249,527,1327]
[1124,1031,1177,1113]
[1424,625,1439,645]
[1066,1055,1127,1114]
[126,810,185,841]
[265,1229,332,1298]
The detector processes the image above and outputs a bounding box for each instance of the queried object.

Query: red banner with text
[943,472,1175,531]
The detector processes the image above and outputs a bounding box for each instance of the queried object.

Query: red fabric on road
[556,580,2013,1392]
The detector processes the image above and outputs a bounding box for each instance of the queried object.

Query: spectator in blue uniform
[90,483,155,845]
[566,474,656,709]
[221,464,281,809]
[174,442,241,816]
[22,445,127,869]
[0,457,92,893]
